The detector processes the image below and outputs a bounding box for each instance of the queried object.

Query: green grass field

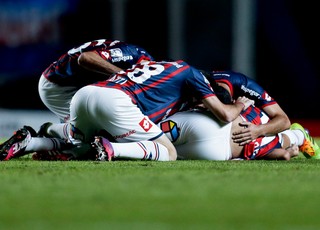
[1,139,320,230]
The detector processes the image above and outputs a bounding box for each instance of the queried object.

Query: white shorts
[69,85,163,143]
[38,75,77,122]
[158,110,232,160]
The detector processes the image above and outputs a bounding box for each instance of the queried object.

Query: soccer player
[157,82,318,160]
[69,60,254,161]
[0,105,310,162]
[202,70,291,145]
[39,39,154,123]
[158,106,319,161]
[0,60,254,161]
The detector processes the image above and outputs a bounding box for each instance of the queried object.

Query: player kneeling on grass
[39,39,155,123]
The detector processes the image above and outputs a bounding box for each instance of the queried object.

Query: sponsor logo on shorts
[139,117,153,132]
[159,120,179,142]
[114,130,136,140]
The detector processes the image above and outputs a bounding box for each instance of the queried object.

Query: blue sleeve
[240,75,276,108]
[188,66,215,99]
[212,71,276,108]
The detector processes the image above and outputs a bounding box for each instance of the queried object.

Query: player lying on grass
[0,60,254,161]
[159,108,317,160]
[39,38,154,123]
[156,81,318,160]
[201,70,291,145]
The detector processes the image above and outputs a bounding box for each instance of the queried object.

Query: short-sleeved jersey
[93,60,215,123]
[209,71,276,109]
[42,39,154,87]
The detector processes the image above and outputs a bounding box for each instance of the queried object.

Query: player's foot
[0,126,36,161]
[290,123,320,159]
[32,151,72,161]
[91,136,114,161]
[37,122,53,137]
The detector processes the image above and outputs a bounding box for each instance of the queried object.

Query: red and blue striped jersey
[241,105,282,160]
[42,39,154,87]
[207,71,284,160]
[209,71,276,109]
[93,60,215,123]
[240,105,270,125]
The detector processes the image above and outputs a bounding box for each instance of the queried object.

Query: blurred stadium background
[0,0,319,138]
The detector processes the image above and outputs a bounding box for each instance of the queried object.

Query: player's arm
[78,51,123,77]
[255,103,291,135]
[232,103,291,145]
[202,95,254,123]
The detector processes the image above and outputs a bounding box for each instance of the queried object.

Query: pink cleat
[91,136,114,161]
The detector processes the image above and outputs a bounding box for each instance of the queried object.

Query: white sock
[47,123,70,140]
[281,130,304,146]
[25,137,68,153]
[111,141,169,161]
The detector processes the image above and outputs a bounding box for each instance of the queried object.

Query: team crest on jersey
[159,120,179,142]
[139,117,153,132]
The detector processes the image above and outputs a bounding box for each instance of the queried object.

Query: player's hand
[232,121,259,145]
[235,96,255,110]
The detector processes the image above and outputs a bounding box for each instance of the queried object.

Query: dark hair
[212,84,233,104]
[200,69,233,104]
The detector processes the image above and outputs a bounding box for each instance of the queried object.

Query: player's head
[213,84,233,104]
[200,70,232,104]
[212,84,233,104]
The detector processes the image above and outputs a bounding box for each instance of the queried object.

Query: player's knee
[167,145,177,161]
[155,141,177,161]
[155,135,177,161]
